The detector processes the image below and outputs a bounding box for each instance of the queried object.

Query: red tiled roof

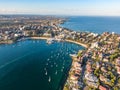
[99,85,107,90]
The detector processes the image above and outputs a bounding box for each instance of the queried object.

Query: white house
[91,42,99,48]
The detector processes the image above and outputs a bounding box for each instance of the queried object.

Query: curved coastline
[30,36,87,90]
[30,37,88,48]
[65,39,88,48]
[0,15,120,90]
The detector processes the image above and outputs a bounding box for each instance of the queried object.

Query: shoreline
[0,35,119,90]
[0,15,120,90]
[0,40,13,44]
[30,37,88,48]
[0,36,88,48]
[30,37,49,40]
[65,39,88,48]
[30,36,87,90]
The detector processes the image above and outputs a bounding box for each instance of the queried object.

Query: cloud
[0,8,120,16]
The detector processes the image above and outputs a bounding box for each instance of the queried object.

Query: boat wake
[0,52,34,69]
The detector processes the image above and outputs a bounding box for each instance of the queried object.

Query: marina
[0,39,84,90]
[0,15,120,90]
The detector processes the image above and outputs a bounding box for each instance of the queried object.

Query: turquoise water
[62,16,120,34]
[0,40,84,90]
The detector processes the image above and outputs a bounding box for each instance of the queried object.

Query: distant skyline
[0,0,120,16]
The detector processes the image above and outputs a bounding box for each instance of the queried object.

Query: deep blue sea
[0,40,84,90]
[61,16,120,34]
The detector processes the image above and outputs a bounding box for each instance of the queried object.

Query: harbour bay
[0,0,120,89]
[0,16,120,90]
[0,40,84,90]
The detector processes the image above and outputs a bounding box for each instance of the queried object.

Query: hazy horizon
[0,0,120,16]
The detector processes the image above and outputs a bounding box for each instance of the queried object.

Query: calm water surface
[62,16,120,34]
[1,16,118,90]
[0,40,84,90]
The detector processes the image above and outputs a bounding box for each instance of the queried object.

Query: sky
[0,0,120,16]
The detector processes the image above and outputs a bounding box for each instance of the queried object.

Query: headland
[0,15,120,90]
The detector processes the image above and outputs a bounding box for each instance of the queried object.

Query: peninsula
[0,15,120,90]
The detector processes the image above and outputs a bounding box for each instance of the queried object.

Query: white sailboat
[45,70,47,75]
[47,58,50,61]
[61,69,63,72]
[55,70,57,75]
[48,76,51,82]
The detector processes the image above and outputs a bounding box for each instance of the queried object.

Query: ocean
[0,40,84,90]
[0,16,120,90]
[61,16,120,34]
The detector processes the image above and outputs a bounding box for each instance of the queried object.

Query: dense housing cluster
[64,32,120,90]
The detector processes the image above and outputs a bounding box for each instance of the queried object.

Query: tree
[28,31,33,36]
[78,52,82,57]
[113,86,119,90]
[94,69,99,77]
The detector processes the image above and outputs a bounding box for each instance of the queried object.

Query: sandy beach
[30,37,49,40]
[30,37,88,48]
[65,39,88,48]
